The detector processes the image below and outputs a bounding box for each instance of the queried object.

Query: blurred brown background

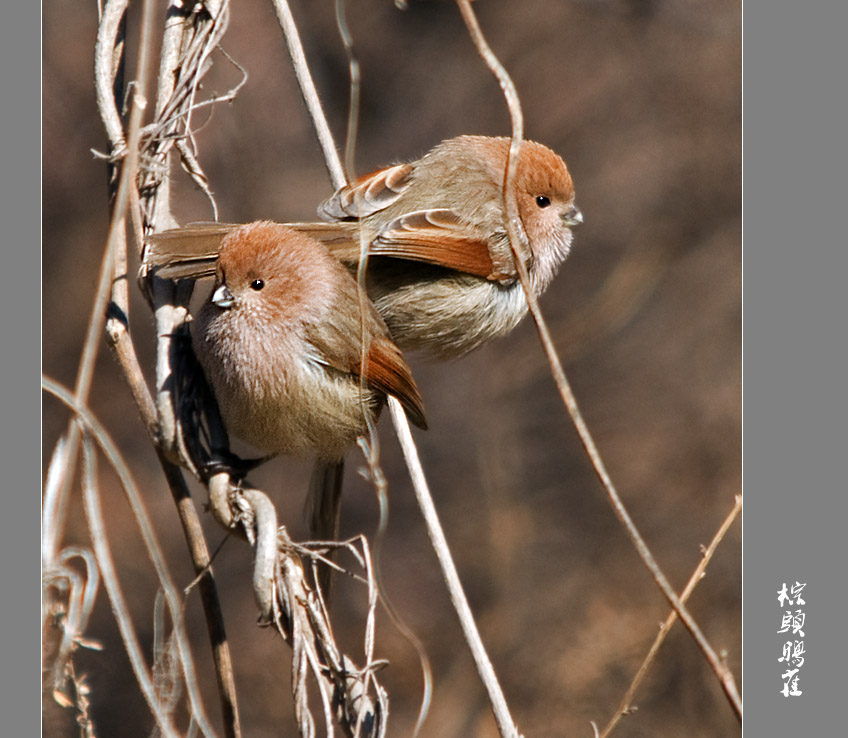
[43,1,741,736]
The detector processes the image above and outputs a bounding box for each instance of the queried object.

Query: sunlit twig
[599,494,742,737]
[455,0,741,722]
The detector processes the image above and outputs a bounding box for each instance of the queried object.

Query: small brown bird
[146,135,582,359]
[189,222,426,589]
[191,221,427,462]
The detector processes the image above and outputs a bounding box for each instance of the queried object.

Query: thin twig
[159,454,242,738]
[388,398,522,738]
[239,488,280,619]
[277,523,389,738]
[598,494,742,738]
[93,3,243,734]
[146,3,230,452]
[57,639,98,738]
[274,3,513,732]
[275,4,443,732]
[44,0,140,575]
[334,16,434,725]
[43,543,102,696]
[44,377,219,738]
[105,2,159,439]
[334,0,360,181]
[270,0,347,190]
[455,0,742,721]
[79,431,181,738]
[360,438,434,738]
[42,436,72,588]
[205,469,391,738]
[94,0,129,154]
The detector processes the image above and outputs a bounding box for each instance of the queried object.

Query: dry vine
[44,1,400,737]
[42,2,740,737]
[456,0,742,723]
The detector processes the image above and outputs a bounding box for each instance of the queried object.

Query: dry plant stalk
[44,2,739,737]
[598,495,742,738]
[43,378,215,738]
[85,0,397,736]
[455,0,741,725]
[273,2,521,736]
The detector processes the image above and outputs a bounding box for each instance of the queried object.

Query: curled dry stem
[44,377,218,738]
[202,472,391,738]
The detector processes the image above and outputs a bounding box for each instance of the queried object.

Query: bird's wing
[144,221,363,278]
[318,164,415,220]
[143,222,237,279]
[366,209,516,283]
[305,299,427,431]
[361,335,427,430]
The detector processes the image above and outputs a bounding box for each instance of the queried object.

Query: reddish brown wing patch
[369,209,501,280]
[318,164,414,220]
[302,288,427,430]
[364,337,427,430]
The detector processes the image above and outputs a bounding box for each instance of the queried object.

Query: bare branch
[44,377,219,738]
[94,0,129,154]
[388,398,522,738]
[334,0,360,181]
[93,3,245,734]
[45,0,157,654]
[455,0,742,721]
[202,472,391,738]
[79,428,182,738]
[269,0,347,190]
[599,495,742,738]
[43,546,101,692]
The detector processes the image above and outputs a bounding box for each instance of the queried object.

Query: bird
[187,221,426,589]
[145,135,582,359]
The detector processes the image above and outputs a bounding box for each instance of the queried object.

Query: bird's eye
[535,195,551,208]
[250,279,265,291]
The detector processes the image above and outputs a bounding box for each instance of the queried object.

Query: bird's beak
[562,205,583,227]
[212,283,235,308]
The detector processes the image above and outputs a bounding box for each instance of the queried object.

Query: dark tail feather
[307,459,345,600]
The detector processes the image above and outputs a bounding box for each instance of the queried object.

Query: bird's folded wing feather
[144,206,515,284]
[363,336,427,430]
[318,163,414,220]
[367,209,511,282]
[305,306,427,431]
